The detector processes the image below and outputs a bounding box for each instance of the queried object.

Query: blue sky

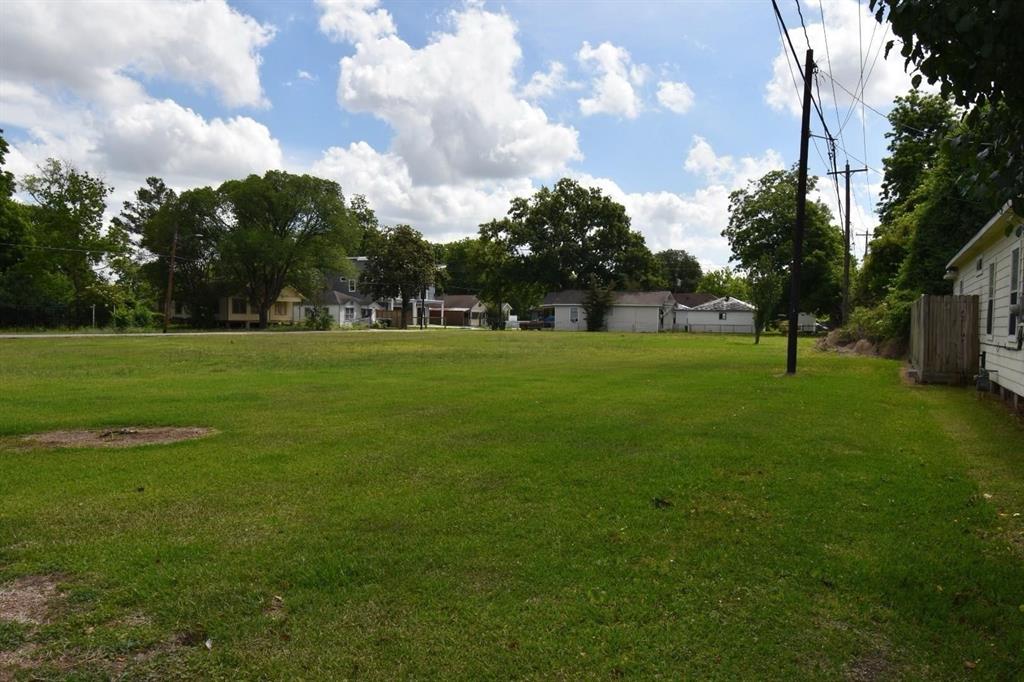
[0,0,914,267]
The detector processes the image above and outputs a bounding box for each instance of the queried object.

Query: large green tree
[218,171,357,328]
[871,0,1024,212]
[359,224,435,329]
[18,159,118,323]
[655,249,702,292]
[722,167,843,318]
[696,267,750,301]
[858,93,958,304]
[489,178,663,292]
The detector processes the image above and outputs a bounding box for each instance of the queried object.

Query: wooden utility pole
[828,162,868,324]
[856,230,872,258]
[787,48,814,375]
[162,225,179,334]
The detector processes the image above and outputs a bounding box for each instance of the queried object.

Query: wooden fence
[909,294,979,384]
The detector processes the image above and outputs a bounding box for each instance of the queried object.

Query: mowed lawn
[1,331,1022,680]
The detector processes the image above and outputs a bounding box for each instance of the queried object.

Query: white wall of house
[293,303,378,326]
[684,309,755,333]
[952,227,1023,398]
[552,304,586,331]
[606,305,664,332]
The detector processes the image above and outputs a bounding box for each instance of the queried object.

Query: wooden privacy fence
[909,294,979,384]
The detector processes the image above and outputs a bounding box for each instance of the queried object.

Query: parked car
[542,315,554,328]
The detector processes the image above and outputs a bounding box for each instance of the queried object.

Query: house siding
[953,228,1024,398]
[606,305,663,332]
[553,304,586,331]
[683,310,755,333]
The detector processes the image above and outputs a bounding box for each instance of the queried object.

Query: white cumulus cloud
[656,81,695,114]
[317,0,396,45]
[577,41,648,119]
[1,0,275,109]
[764,0,927,116]
[326,4,581,184]
[521,62,580,100]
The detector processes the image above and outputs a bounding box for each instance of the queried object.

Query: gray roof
[673,292,717,309]
[612,291,674,306]
[439,294,480,311]
[690,296,755,312]
[542,290,587,305]
[315,289,376,306]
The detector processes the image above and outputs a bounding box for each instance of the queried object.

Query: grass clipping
[20,427,214,449]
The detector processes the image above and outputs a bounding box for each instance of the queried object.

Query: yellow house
[218,287,303,327]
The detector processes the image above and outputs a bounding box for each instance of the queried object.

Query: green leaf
[912,74,922,89]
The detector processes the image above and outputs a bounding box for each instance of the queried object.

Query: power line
[0,241,191,262]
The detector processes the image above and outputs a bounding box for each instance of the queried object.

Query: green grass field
[1,331,1022,679]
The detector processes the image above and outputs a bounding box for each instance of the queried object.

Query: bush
[111,300,156,329]
[843,290,917,344]
[303,307,334,331]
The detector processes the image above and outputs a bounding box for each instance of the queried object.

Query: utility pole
[856,230,872,259]
[162,225,179,334]
[828,162,868,324]
[787,48,814,375]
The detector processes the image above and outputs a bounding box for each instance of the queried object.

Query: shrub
[112,300,156,329]
[303,307,334,331]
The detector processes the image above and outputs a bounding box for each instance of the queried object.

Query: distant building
[677,296,755,333]
[541,290,675,332]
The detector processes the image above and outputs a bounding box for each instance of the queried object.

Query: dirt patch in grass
[843,648,891,681]
[0,575,61,624]
[19,426,215,449]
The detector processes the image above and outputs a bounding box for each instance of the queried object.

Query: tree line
[2,134,790,331]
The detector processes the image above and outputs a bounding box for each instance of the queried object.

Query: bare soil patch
[0,575,61,625]
[20,426,215,449]
[844,648,891,681]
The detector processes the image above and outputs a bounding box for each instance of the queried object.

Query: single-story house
[678,296,756,333]
[430,295,513,327]
[293,289,383,326]
[944,202,1023,401]
[205,288,302,327]
[541,290,675,332]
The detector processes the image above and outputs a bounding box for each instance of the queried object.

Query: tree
[696,267,750,301]
[871,0,1024,213]
[19,159,116,322]
[348,194,380,254]
[489,178,662,292]
[723,167,843,318]
[582,276,614,332]
[218,171,358,328]
[359,224,434,329]
[655,249,702,292]
[747,256,785,345]
[875,92,957,225]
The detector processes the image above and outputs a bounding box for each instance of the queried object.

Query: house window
[1010,247,1020,335]
[232,298,247,315]
[361,307,372,318]
[976,257,983,272]
[718,312,727,320]
[348,278,356,292]
[958,279,963,295]
[986,263,995,335]
[570,307,578,322]
[274,302,287,316]
[344,306,355,321]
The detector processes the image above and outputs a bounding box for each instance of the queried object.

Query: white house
[294,289,383,326]
[945,203,1023,401]
[541,290,674,332]
[678,296,756,333]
